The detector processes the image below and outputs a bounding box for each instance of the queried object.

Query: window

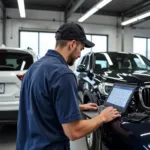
[134,58,146,69]
[96,60,107,68]
[20,32,39,55]
[0,51,33,71]
[20,31,56,58]
[133,38,146,57]
[133,37,150,60]
[80,34,108,57]
[39,33,56,57]
[92,35,107,52]
[94,53,108,71]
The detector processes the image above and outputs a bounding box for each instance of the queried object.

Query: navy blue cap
[55,22,95,48]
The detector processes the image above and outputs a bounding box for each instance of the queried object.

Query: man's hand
[99,106,121,123]
[79,103,98,111]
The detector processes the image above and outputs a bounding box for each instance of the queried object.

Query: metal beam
[76,8,120,17]
[0,0,4,9]
[123,0,150,17]
[65,0,85,22]
[0,0,6,45]
[6,3,65,12]
[2,7,6,45]
[121,15,124,52]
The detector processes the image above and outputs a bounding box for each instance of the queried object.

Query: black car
[75,52,150,150]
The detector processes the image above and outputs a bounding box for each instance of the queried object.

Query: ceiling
[1,0,150,18]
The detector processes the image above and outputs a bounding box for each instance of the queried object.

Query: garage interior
[0,0,150,150]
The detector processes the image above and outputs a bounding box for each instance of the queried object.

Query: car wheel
[84,115,101,150]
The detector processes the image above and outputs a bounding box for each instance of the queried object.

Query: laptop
[98,83,137,114]
[82,83,136,118]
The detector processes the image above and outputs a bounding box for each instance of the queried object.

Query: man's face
[67,41,84,66]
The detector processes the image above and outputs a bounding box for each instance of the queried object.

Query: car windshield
[0,51,33,71]
[94,53,150,71]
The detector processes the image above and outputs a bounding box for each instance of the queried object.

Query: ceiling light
[121,11,150,26]
[96,0,112,9]
[17,0,26,18]
[78,0,112,22]
[140,132,150,137]
[138,12,150,20]
[121,18,138,26]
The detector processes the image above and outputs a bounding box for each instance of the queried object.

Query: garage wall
[117,20,150,52]
[6,9,64,48]
[6,9,118,51]
[5,8,150,53]
[124,28,150,53]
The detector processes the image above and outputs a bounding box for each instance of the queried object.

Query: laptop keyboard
[97,105,106,113]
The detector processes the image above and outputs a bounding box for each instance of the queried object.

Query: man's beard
[67,56,76,66]
[67,52,76,66]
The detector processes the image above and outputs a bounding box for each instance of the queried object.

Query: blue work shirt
[16,50,82,150]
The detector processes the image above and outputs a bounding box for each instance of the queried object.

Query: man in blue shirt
[16,22,121,150]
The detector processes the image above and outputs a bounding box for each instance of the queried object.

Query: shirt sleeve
[51,73,82,124]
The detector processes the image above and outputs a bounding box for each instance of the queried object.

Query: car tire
[84,115,101,150]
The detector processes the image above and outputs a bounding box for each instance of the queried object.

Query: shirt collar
[46,49,68,66]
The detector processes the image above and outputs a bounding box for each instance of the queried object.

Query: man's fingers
[113,113,121,117]
[88,103,98,108]
[112,111,121,116]
[90,106,98,109]
[89,103,98,107]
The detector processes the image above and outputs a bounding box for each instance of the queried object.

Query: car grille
[139,86,150,110]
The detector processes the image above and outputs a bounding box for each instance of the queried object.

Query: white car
[0,45,37,123]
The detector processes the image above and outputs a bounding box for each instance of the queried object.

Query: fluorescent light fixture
[121,11,150,26]
[122,18,138,26]
[17,0,26,18]
[140,132,150,137]
[138,12,150,20]
[78,0,112,22]
[96,0,112,9]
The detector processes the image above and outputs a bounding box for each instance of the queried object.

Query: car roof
[84,51,139,56]
[94,51,133,54]
[0,45,37,58]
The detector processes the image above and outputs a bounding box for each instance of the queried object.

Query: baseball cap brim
[83,39,95,48]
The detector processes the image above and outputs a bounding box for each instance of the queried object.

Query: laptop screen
[105,84,136,113]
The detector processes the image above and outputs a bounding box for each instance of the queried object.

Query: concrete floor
[0,125,88,150]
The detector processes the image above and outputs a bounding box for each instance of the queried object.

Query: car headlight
[98,82,114,96]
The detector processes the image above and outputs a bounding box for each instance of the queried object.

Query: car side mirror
[77,64,86,72]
